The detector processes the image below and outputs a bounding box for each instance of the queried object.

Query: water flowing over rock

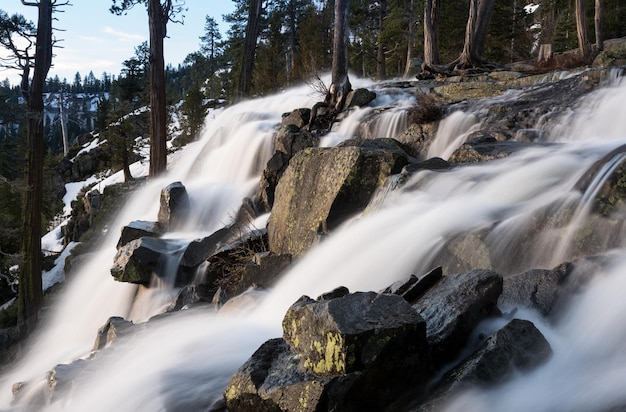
[415,319,552,411]
[92,316,135,351]
[268,139,410,256]
[499,256,610,318]
[158,181,190,229]
[110,237,184,285]
[117,220,165,248]
[6,66,626,412]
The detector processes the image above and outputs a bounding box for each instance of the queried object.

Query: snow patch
[42,242,79,291]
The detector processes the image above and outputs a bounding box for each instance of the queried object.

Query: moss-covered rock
[282,292,428,376]
[268,140,409,257]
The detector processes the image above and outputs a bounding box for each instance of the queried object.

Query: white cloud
[102,26,145,43]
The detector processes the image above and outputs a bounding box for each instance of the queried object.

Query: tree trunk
[18,0,53,333]
[575,0,591,61]
[595,0,603,51]
[147,0,168,176]
[376,0,387,80]
[457,0,495,69]
[287,0,297,83]
[423,0,440,65]
[59,88,69,157]
[328,0,351,111]
[237,0,263,100]
[403,0,416,78]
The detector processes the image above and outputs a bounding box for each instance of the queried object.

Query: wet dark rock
[282,292,428,376]
[239,252,292,291]
[575,144,626,217]
[180,227,232,270]
[111,237,186,285]
[415,319,552,411]
[168,284,216,311]
[500,256,610,318]
[117,220,166,248]
[412,269,503,365]
[384,266,444,304]
[199,229,286,304]
[404,157,451,173]
[158,181,190,229]
[225,338,327,412]
[316,286,350,301]
[281,108,311,129]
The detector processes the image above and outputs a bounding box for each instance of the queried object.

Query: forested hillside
[0,0,625,329]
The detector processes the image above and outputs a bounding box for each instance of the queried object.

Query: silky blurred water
[2,75,626,411]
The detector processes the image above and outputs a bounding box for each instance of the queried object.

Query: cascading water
[2,73,626,411]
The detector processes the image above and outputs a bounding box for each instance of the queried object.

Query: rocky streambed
[5,54,626,411]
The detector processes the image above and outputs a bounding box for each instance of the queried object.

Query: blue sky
[0,1,235,86]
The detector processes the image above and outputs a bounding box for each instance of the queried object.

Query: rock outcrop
[268,139,410,257]
[225,291,431,412]
[225,268,548,412]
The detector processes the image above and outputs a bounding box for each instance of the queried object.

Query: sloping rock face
[268,140,410,256]
[499,255,609,318]
[225,292,431,412]
[411,269,503,365]
[415,319,552,411]
[256,110,320,213]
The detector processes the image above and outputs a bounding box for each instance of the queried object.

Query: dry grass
[408,93,443,124]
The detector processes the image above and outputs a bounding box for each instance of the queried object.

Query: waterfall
[427,110,480,159]
[2,75,626,411]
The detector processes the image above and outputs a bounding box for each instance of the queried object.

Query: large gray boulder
[412,269,503,365]
[268,140,410,257]
[225,291,431,412]
[282,292,428,375]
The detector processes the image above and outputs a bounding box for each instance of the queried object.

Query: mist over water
[2,75,626,411]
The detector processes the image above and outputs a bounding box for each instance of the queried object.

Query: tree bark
[456,0,495,69]
[403,0,416,78]
[423,0,440,65]
[147,0,168,176]
[575,0,591,61]
[376,0,387,80]
[18,0,53,333]
[237,0,263,100]
[287,0,297,83]
[595,0,603,51]
[328,0,351,111]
